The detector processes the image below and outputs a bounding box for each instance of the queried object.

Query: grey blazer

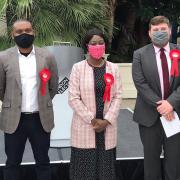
[0,46,59,133]
[132,43,180,127]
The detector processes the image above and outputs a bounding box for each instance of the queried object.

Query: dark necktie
[160,48,170,99]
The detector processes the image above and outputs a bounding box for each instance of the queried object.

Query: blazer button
[20,92,22,96]
[19,105,21,109]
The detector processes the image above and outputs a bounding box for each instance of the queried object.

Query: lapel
[105,61,113,74]
[148,44,162,96]
[9,47,22,89]
[169,43,177,86]
[148,43,177,96]
[104,61,112,109]
[34,47,45,90]
[12,46,45,90]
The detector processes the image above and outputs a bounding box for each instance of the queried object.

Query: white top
[154,43,171,99]
[18,46,39,112]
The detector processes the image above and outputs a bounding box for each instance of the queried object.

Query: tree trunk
[107,0,117,44]
[0,14,8,36]
[116,3,137,62]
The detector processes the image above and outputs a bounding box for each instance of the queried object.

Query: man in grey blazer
[0,19,58,180]
[132,16,180,180]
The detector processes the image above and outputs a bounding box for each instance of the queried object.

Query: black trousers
[4,113,51,180]
[139,119,180,180]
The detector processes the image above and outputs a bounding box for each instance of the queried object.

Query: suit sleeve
[0,57,5,101]
[166,45,180,110]
[48,54,59,99]
[104,65,122,125]
[132,50,161,107]
[68,64,94,124]
[167,86,180,111]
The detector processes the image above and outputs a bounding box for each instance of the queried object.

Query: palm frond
[0,0,112,49]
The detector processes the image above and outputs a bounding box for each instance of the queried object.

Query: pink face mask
[88,44,105,60]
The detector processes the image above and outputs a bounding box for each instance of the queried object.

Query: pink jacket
[68,60,122,150]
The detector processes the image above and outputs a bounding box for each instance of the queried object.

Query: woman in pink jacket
[68,28,122,180]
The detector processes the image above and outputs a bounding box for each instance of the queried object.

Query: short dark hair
[82,28,108,51]
[149,16,171,29]
[12,19,33,29]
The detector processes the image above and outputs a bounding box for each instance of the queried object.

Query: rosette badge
[103,73,114,102]
[39,68,51,96]
[170,49,180,77]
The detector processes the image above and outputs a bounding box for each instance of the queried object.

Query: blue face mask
[151,31,169,47]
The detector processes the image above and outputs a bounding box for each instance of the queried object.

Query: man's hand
[156,100,173,116]
[163,111,175,121]
[92,119,109,133]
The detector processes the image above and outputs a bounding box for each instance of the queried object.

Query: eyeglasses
[14,28,33,34]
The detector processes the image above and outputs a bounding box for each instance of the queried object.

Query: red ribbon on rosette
[103,73,114,102]
[39,68,51,96]
[170,49,180,77]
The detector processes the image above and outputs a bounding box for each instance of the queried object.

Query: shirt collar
[17,45,35,56]
[153,43,170,54]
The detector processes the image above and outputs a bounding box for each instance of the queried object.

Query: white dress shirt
[154,43,171,99]
[18,46,39,112]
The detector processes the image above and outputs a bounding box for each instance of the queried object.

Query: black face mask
[14,33,34,48]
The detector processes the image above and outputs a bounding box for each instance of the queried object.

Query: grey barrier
[45,45,84,149]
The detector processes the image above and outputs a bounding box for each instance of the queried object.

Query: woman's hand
[92,119,110,133]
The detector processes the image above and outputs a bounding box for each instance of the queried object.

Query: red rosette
[103,73,114,102]
[39,68,51,96]
[169,49,180,77]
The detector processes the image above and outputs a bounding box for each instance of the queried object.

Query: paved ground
[0,108,143,164]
